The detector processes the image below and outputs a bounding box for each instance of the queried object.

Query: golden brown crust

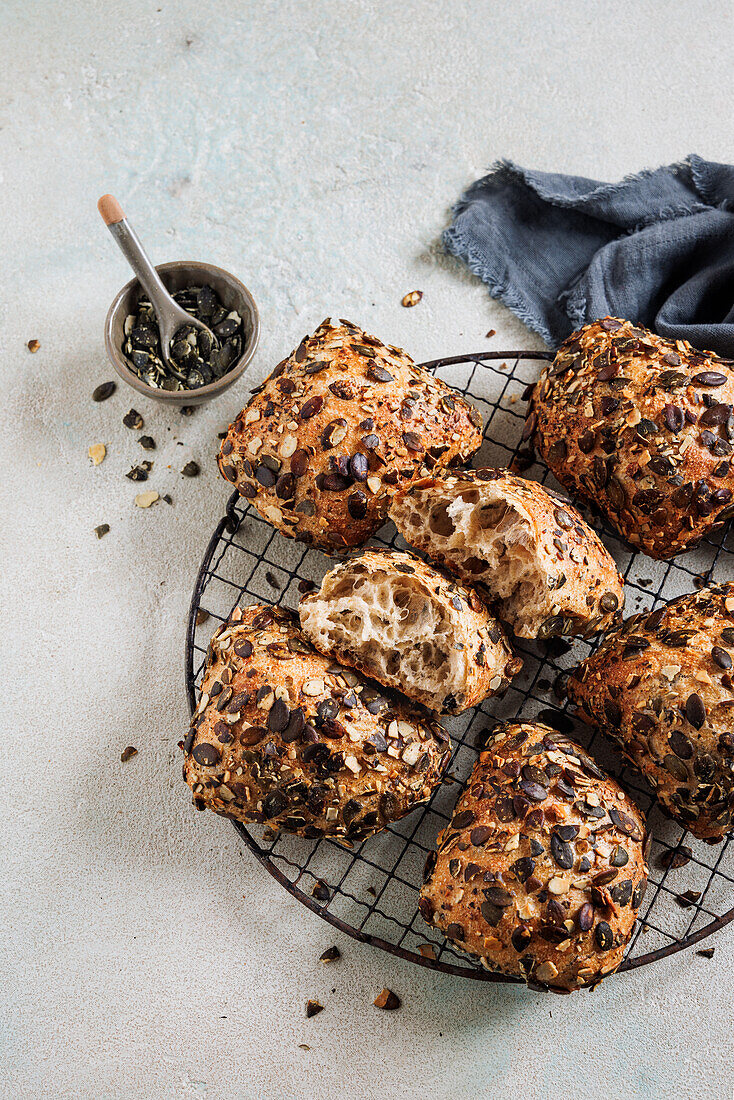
[182,603,451,841]
[389,468,624,639]
[567,583,734,842]
[298,549,522,715]
[217,318,483,552]
[528,317,734,560]
[420,722,648,993]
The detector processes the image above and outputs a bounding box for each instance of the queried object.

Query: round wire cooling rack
[185,348,734,982]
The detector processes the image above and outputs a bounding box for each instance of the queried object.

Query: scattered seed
[123,409,144,430]
[94,524,110,539]
[401,290,423,307]
[27,338,41,353]
[134,490,159,508]
[373,988,401,1010]
[418,944,437,960]
[195,609,210,626]
[138,435,156,450]
[319,946,341,963]
[182,460,200,477]
[120,746,138,762]
[265,571,282,589]
[675,890,702,909]
[697,947,715,959]
[485,329,496,338]
[312,879,330,902]
[93,381,116,402]
[659,845,692,871]
[88,443,106,466]
[127,462,152,481]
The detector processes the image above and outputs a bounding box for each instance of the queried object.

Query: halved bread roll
[183,603,451,841]
[390,469,624,640]
[299,549,521,714]
[218,318,482,552]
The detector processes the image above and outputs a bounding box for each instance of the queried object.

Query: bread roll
[420,721,648,992]
[528,317,734,559]
[567,583,734,841]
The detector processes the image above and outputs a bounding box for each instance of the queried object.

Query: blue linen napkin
[443,155,734,357]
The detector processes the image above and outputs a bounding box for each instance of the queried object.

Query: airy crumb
[134,490,159,508]
[88,443,106,466]
[401,290,423,307]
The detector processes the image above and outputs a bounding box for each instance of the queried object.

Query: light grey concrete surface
[2,2,733,1097]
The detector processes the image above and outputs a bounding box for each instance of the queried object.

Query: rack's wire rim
[185,349,734,983]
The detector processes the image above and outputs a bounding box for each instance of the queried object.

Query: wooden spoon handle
[97,194,125,226]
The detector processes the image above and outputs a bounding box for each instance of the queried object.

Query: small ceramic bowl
[104,260,260,406]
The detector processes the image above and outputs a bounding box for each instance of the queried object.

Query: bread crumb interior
[398,486,549,637]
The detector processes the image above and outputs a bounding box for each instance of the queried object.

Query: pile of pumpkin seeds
[122,284,246,392]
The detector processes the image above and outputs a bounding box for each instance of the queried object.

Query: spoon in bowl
[97,194,216,383]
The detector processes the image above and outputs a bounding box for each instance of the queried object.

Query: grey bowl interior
[105,260,260,406]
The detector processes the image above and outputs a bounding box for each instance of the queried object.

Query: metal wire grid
[185,349,734,981]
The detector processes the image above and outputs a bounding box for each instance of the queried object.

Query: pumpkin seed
[93,381,116,402]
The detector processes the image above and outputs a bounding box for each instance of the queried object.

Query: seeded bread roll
[183,603,451,841]
[218,318,483,552]
[567,584,734,842]
[527,317,734,560]
[390,468,624,639]
[299,549,522,715]
[420,721,648,993]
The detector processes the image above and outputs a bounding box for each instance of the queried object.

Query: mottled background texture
[1,2,733,1098]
